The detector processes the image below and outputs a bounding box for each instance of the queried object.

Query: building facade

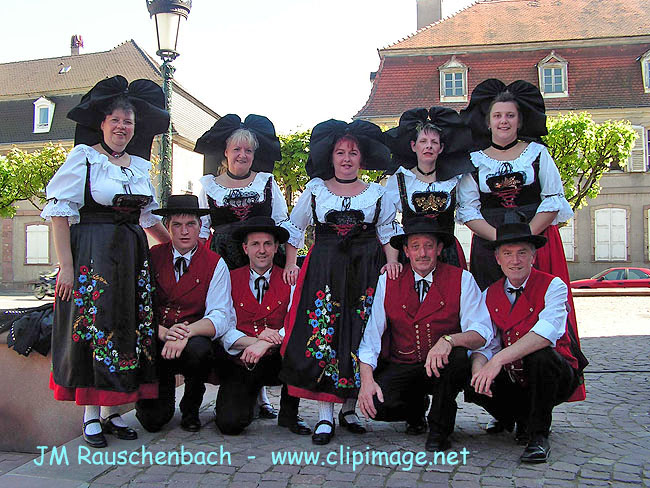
[355,0,650,279]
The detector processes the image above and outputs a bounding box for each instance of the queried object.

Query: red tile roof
[356,44,650,119]
[385,0,650,51]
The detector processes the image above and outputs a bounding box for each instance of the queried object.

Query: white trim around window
[33,97,55,134]
[537,51,568,99]
[438,56,468,103]
[641,50,650,94]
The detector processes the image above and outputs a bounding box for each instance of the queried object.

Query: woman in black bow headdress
[384,106,475,269]
[41,75,171,448]
[456,79,584,401]
[279,119,399,445]
[194,114,288,270]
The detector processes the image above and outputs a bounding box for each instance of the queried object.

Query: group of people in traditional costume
[37,74,587,464]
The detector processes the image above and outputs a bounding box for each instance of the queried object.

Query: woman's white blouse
[282,178,398,249]
[40,145,161,228]
[456,142,573,225]
[197,172,289,239]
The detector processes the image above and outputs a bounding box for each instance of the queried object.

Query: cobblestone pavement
[1,295,649,487]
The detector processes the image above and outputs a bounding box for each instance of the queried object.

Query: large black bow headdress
[460,78,547,151]
[67,75,170,159]
[194,114,281,174]
[384,106,474,180]
[305,119,391,180]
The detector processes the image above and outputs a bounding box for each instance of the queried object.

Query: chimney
[70,35,84,55]
[416,0,442,30]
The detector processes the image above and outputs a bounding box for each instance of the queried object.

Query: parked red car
[570,267,650,288]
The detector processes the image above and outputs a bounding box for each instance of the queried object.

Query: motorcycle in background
[33,266,58,300]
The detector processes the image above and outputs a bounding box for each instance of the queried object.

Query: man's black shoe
[278,415,312,435]
[180,414,201,432]
[425,431,451,452]
[486,417,514,434]
[520,435,550,463]
[405,417,428,435]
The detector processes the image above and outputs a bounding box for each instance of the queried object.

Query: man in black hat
[467,222,582,463]
[214,216,311,436]
[357,217,493,452]
[135,195,258,433]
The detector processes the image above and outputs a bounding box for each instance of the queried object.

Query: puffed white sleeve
[281,183,314,249]
[40,145,88,224]
[375,193,400,245]
[198,185,212,239]
[383,173,403,214]
[138,179,162,228]
[536,146,574,224]
[358,273,387,370]
[456,172,484,223]
[270,176,289,224]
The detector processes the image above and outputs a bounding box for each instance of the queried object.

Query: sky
[2,0,474,134]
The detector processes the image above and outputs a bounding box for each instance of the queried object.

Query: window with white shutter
[628,126,648,172]
[594,208,627,261]
[559,218,574,261]
[25,224,50,264]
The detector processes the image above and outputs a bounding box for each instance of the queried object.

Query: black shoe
[258,403,278,419]
[83,419,107,448]
[101,414,138,440]
[520,435,550,463]
[515,422,529,445]
[311,420,335,445]
[405,417,428,435]
[180,414,201,432]
[338,410,367,434]
[425,431,451,452]
[278,415,312,435]
[486,417,514,434]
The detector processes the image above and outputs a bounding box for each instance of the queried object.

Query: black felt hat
[231,216,289,244]
[152,194,210,217]
[485,222,547,250]
[194,114,281,174]
[305,119,392,180]
[389,216,455,249]
[67,75,170,159]
[384,107,474,180]
[460,79,547,151]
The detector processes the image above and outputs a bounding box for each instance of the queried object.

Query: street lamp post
[146,0,191,205]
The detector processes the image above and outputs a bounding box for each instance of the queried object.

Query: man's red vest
[485,268,579,371]
[150,242,221,328]
[230,265,291,338]
[384,262,463,364]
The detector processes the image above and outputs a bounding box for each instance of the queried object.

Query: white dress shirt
[358,268,494,370]
[473,275,569,361]
[171,245,245,354]
[246,266,293,338]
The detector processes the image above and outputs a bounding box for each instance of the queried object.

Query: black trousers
[135,336,214,432]
[373,347,470,438]
[215,351,300,435]
[465,347,578,437]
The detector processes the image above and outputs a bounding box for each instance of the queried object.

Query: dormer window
[537,51,568,98]
[641,50,650,93]
[33,97,55,133]
[438,56,468,103]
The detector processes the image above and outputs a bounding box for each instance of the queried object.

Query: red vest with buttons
[384,263,463,364]
[485,268,578,371]
[151,241,221,328]
[230,265,291,337]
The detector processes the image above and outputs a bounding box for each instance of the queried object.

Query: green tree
[274,130,310,209]
[543,112,637,212]
[0,144,68,217]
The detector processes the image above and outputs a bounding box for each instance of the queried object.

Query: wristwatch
[442,335,455,347]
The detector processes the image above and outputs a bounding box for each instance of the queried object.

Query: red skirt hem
[50,372,158,406]
[287,385,344,403]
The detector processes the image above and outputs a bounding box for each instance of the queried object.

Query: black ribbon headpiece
[384,106,474,180]
[67,75,170,160]
[194,114,282,174]
[305,119,391,180]
[460,78,547,151]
